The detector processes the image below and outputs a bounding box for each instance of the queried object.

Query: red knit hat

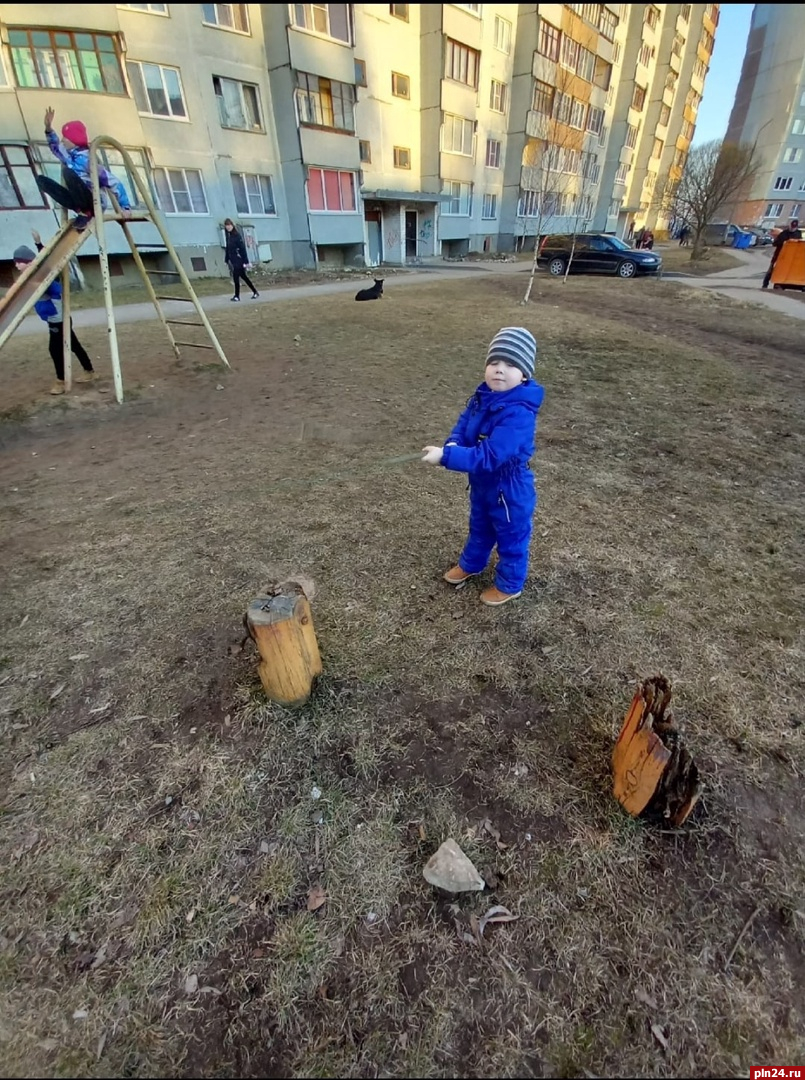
[62,120,89,147]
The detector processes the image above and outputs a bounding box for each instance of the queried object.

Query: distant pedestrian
[223,219,259,302]
[679,225,691,247]
[642,229,655,251]
[762,218,801,289]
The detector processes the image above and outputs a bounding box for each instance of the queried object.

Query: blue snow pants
[458,466,536,594]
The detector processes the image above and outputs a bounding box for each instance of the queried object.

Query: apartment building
[0,3,718,282]
[723,4,805,228]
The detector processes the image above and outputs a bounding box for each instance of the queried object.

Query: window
[485,138,501,167]
[594,56,612,90]
[390,3,409,18]
[533,80,554,115]
[443,114,474,155]
[673,148,686,170]
[659,103,671,126]
[482,193,497,219]
[442,180,472,215]
[651,137,663,159]
[445,39,480,88]
[291,3,352,43]
[632,84,646,111]
[614,162,628,183]
[202,4,249,33]
[490,80,507,113]
[359,139,371,163]
[638,43,654,67]
[774,176,793,191]
[608,198,622,217]
[581,151,599,182]
[686,88,702,111]
[127,61,187,118]
[0,145,47,209]
[680,119,694,141]
[354,59,367,86]
[518,189,540,218]
[455,3,481,13]
[231,172,276,215]
[118,3,168,12]
[153,167,208,214]
[672,33,684,58]
[625,123,639,149]
[783,147,803,164]
[494,16,512,53]
[801,91,805,107]
[700,30,714,54]
[538,20,561,61]
[295,73,355,131]
[599,7,617,39]
[553,92,571,124]
[693,58,707,81]
[790,203,802,217]
[764,203,783,218]
[307,167,356,212]
[573,100,588,129]
[214,76,263,131]
[681,4,691,21]
[586,105,604,136]
[9,29,125,93]
[392,72,410,99]
[792,119,805,135]
[665,70,678,92]
[645,5,659,29]
[393,146,411,169]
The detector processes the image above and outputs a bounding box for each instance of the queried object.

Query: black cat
[355,278,384,301]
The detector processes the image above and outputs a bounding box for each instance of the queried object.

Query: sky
[692,3,754,144]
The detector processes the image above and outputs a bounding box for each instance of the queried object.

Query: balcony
[669,50,681,73]
[526,109,550,139]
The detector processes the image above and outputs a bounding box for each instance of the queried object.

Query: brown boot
[443,565,477,585]
[480,585,522,606]
[49,380,65,395]
[75,370,96,383]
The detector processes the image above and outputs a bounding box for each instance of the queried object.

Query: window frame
[441,179,472,216]
[295,72,356,132]
[393,146,411,170]
[533,79,554,116]
[359,139,372,163]
[485,138,501,169]
[213,74,265,132]
[782,147,803,164]
[444,38,480,89]
[493,14,512,54]
[598,7,617,40]
[306,166,358,213]
[489,79,507,114]
[773,176,793,191]
[201,3,250,35]
[764,203,783,218]
[153,165,209,215]
[118,3,169,13]
[481,192,498,219]
[0,143,49,209]
[8,27,127,94]
[538,20,561,61]
[354,58,367,87]
[126,59,188,120]
[231,170,277,216]
[389,3,409,20]
[391,71,410,99]
[442,113,475,157]
[290,4,353,45]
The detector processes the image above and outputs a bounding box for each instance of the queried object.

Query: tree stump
[612,675,701,827]
[245,585,322,707]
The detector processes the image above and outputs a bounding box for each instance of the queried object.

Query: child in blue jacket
[13,232,96,396]
[35,108,132,230]
[422,327,544,606]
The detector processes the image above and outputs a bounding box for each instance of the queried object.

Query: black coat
[225,228,248,268]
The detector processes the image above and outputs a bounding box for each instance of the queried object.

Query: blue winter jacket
[34,280,64,325]
[46,130,132,210]
[441,380,544,484]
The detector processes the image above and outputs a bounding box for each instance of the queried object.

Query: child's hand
[421,445,444,465]
[121,208,132,219]
[31,229,42,246]
[44,107,55,132]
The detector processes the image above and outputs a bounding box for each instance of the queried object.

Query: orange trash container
[771,238,805,290]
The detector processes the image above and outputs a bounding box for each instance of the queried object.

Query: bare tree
[654,139,761,261]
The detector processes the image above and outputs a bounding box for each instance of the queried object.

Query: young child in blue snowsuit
[422,327,544,606]
[13,234,96,396]
[36,108,132,230]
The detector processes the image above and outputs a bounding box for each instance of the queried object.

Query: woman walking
[223,218,259,301]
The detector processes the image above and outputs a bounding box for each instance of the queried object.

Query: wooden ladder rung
[166,320,204,327]
[174,341,214,349]
[155,294,195,301]
[147,269,183,275]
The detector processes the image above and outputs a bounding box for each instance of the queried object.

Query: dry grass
[0,272,804,1078]
[656,245,752,276]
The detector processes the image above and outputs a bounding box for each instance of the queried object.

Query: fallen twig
[724,905,761,969]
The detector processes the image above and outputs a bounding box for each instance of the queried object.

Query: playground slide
[0,221,94,350]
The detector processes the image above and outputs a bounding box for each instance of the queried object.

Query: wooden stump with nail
[245,584,322,707]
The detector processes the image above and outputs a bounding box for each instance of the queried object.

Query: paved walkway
[666,246,805,321]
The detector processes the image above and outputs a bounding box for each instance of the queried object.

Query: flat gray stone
[423,839,485,893]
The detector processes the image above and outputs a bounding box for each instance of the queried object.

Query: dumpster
[732,229,753,250]
[771,239,805,291]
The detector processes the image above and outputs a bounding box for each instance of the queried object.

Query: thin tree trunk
[522,240,540,304]
[563,233,578,283]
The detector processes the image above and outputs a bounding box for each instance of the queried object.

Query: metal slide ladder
[0,135,229,403]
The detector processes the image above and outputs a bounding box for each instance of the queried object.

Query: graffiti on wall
[385,227,400,249]
[418,217,433,241]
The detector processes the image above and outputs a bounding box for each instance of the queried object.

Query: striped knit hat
[486,326,537,379]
